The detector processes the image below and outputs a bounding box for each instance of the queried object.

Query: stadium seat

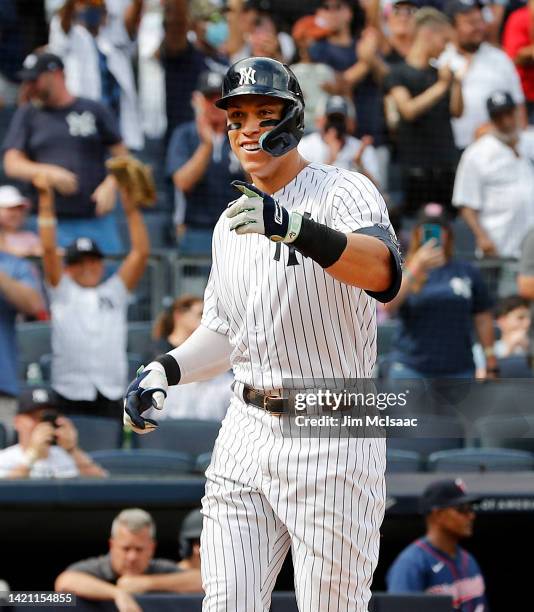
[474,415,534,453]
[386,449,422,473]
[68,416,123,452]
[0,423,6,449]
[452,217,476,258]
[127,353,144,380]
[428,447,534,472]
[120,211,174,250]
[132,419,221,459]
[17,322,52,372]
[497,356,533,378]
[89,449,193,477]
[127,321,153,356]
[377,322,398,356]
[195,452,212,473]
[386,414,465,457]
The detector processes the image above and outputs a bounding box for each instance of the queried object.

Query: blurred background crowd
[1,0,534,608]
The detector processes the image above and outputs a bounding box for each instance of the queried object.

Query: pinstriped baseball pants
[200,394,386,612]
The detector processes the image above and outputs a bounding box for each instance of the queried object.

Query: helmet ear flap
[259,103,304,157]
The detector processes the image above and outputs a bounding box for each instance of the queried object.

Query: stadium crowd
[1,0,534,608]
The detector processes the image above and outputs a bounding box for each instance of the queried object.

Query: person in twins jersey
[387,479,488,611]
[124,57,402,611]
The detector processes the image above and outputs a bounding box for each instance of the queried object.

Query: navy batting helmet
[179,508,203,560]
[215,57,305,157]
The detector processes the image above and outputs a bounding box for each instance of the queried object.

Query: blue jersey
[386,538,488,611]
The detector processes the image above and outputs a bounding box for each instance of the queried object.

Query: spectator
[387,478,488,611]
[162,0,227,140]
[55,508,202,611]
[381,0,417,66]
[167,70,244,254]
[0,249,43,429]
[226,0,295,64]
[49,0,144,150]
[474,295,531,376]
[298,95,381,186]
[148,296,232,420]
[309,0,388,162]
[34,170,149,423]
[0,385,106,479]
[177,508,202,573]
[439,0,526,150]
[518,226,534,361]
[290,15,338,133]
[2,51,129,254]
[453,91,534,259]
[384,203,496,379]
[384,7,462,216]
[0,186,41,257]
[503,0,534,124]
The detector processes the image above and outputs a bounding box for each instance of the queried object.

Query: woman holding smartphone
[384,203,497,379]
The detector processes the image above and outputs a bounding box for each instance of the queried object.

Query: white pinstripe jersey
[201,162,395,391]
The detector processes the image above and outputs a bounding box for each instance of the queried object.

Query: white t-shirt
[0,445,78,479]
[453,131,534,258]
[49,274,129,401]
[298,132,381,184]
[438,42,525,149]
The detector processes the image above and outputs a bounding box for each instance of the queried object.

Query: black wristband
[155,354,181,385]
[292,216,347,269]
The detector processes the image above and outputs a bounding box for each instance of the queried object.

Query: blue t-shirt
[309,39,386,146]
[2,98,121,218]
[387,537,488,611]
[166,121,244,228]
[163,43,227,139]
[392,260,492,375]
[0,253,41,396]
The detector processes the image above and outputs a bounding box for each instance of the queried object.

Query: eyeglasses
[452,504,474,515]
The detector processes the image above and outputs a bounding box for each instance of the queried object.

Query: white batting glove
[123,362,168,434]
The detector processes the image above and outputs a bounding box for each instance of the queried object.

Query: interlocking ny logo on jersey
[66,111,97,137]
[238,67,256,86]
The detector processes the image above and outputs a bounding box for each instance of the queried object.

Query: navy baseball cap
[486,90,516,119]
[445,0,481,20]
[17,52,64,81]
[419,479,481,514]
[18,386,57,415]
[197,71,224,96]
[65,237,104,265]
[325,96,356,120]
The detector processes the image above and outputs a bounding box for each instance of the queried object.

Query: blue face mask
[205,20,229,48]
[77,6,104,32]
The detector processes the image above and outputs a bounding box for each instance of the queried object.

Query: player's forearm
[140,570,203,593]
[55,572,120,600]
[154,324,232,386]
[326,233,392,291]
[173,143,212,193]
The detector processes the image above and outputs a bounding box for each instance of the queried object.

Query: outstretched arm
[34,174,63,287]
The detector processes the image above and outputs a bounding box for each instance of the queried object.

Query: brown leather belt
[242,385,287,415]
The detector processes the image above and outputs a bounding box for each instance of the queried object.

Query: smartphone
[422,223,442,247]
[41,410,59,445]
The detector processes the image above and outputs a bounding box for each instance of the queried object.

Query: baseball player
[124,57,402,611]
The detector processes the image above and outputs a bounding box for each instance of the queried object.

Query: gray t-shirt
[67,554,179,583]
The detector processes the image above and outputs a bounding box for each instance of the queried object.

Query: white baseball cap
[0,186,30,209]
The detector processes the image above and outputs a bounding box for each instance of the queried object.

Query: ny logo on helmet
[238,67,256,86]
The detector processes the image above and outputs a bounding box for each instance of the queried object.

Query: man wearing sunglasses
[387,478,488,611]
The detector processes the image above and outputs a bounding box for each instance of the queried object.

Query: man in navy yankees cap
[125,56,402,611]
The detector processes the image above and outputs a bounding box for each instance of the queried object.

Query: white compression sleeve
[163,325,232,385]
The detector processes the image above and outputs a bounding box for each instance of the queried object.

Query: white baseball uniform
[195,162,398,611]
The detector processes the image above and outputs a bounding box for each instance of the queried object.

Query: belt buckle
[264,394,284,416]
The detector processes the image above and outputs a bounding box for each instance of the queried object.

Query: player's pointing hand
[227,180,299,243]
[123,363,168,434]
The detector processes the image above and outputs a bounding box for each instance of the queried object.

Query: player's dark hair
[494,295,530,319]
[152,295,203,340]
